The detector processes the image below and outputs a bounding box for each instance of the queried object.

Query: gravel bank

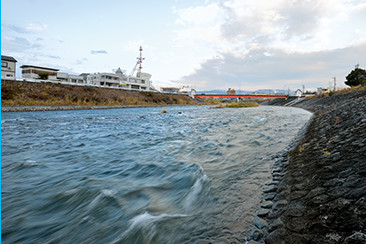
[252,88,366,243]
[1,104,191,112]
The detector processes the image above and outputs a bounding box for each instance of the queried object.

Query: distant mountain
[196,90,227,94]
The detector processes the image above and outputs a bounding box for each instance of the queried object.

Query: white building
[1,55,17,80]
[317,87,331,94]
[20,64,86,84]
[87,72,121,88]
[20,65,59,80]
[127,71,151,91]
[57,72,84,84]
[87,67,152,91]
[295,89,303,97]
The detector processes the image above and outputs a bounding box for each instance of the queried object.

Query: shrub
[38,73,49,80]
[345,67,366,87]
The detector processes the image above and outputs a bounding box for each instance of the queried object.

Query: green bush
[38,73,49,80]
[345,67,366,87]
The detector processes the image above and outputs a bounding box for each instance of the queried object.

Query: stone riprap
[252,88,366,243]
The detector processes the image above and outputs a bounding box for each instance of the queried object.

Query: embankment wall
[262,88,366,243]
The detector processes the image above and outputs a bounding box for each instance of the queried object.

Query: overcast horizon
[2,0,366,91]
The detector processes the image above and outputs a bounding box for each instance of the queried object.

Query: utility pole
[302,85,305,94]
[333,77,336,92]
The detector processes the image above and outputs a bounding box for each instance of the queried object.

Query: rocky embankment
[253,88,366,243]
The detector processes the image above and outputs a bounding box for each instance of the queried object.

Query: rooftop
[1,55,17,62]
[20,65,59,71]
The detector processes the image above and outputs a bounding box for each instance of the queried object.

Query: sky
[2,0,366,91]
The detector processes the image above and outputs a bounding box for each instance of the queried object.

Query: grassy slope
[1,80,195,106]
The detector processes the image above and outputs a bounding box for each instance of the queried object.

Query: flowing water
[1,105,312,243]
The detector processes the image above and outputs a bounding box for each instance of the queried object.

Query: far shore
[1,104,195,112]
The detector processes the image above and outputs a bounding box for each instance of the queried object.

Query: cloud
[3,23,48,33]
[278,0,330,39]
[173,3,224,45]
[173,0,366,53]
[218,0,337,51]
[46,55,61,59]
[172,0,366,90]
[181,41,366,90]
[2,36,42,52]
[91,50,108,54]
[5,24,29,34]
[25,23,48,32]
[76,58,87,65]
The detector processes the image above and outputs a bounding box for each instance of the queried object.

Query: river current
[1,105,312,243]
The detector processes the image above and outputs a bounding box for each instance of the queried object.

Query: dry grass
[1,80,195,106]
[312,85,366,99]
[203,98,221,105]
[210,101,259,109]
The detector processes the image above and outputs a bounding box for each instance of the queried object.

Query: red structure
[194,94,288,99]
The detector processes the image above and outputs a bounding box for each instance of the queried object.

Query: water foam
[101,189,117,197]
[183,166,210,211]
[252,116,267,122]
[112,212,187,244]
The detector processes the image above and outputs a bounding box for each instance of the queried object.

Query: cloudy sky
[2,0,366,91]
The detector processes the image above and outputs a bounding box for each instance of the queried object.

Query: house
[1,55,17,80]
[295,89,303,97]
[161,87,180,93]
[57,72,84,84]
[317,87,331,94]
[127,71,151,91]
[79,73,90,83]
[87,67,152,90]
[20,65,59,80]
[227,88,236,95]
[87,72,122,88]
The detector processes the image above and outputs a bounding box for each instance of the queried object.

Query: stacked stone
[250,88,366,243]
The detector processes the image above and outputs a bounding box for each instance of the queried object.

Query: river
[1,105,312,243]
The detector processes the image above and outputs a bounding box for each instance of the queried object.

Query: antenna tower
[130,46,145,76]
[138,46,144,73]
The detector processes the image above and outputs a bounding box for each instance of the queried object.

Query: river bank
[1,104,196,112]
[1,79,195,110]
[254,87,366,243]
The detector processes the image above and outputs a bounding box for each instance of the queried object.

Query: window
[141,80,145,84]
[1,62,8,67]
